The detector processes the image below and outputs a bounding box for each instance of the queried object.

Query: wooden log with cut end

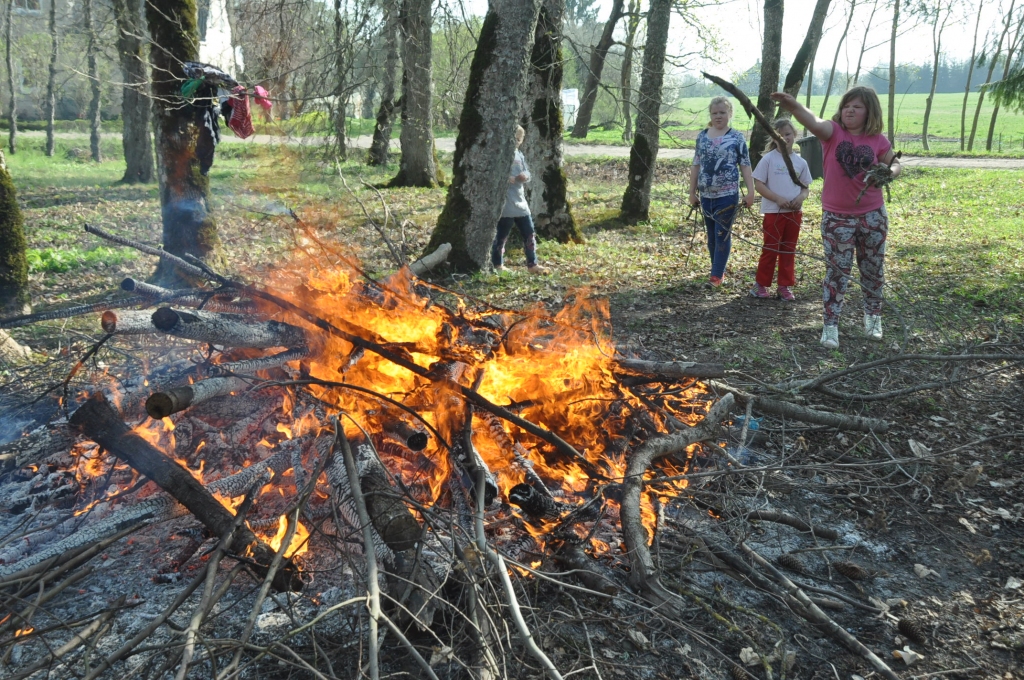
[120,277,173,297]
[151,307,308,349]
[101,310,159,335]
[380,415,429,451]
[145,376,249,419]
[617,358,726,379]
[408,242,452,277]
[69,393,300,591]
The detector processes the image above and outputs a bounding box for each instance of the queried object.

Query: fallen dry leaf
[959,517,978,534]
[739,647,760,666]
[914,563,939,578]
[892,646,924,665]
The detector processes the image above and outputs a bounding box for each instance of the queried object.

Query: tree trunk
[986,10,1024,151]
[113,0,154,183]
[146,0,221,284]
[5,0,16,154]
[821,0,857,117]
[368,4,400,166]
[750,0,785,168]
[960,5,984,151]
[805,52,814,106]
[620,0,641,142]
[922,2,951,152]
[391,0,440,187]
[85,0,103,163]
[887,0,901,146]
[969,1,1014,151]
[569,0,625,138]
[619,0,671,223]
[521,0,581,243]
[45,0,58,158]
[425,0,541,271]
[782,0,832,97]
[0,150,28,316]
[333,0,348,160]
[852,0,879,85]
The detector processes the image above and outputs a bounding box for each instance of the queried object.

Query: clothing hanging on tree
[227,85,254,139]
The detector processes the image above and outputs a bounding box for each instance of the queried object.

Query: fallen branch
[701,72,807,189]
[151,307,309,350]
[145,376,250,419]
[408,243,453,277]
[745,510,841,540]
[85,223,208,281]
[708,380,889,433]
[616,358,725,379]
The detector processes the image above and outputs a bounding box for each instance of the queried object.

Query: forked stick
[701,72,807,189]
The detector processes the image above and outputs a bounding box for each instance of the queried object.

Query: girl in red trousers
[750,118,811,302]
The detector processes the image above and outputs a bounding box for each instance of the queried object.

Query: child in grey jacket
[491,125,549,274]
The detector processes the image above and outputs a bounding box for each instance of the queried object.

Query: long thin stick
[84,223,208,280]
[701,72,807,188]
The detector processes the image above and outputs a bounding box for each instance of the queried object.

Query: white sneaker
[863,314,883,340]
[820,324,839,349]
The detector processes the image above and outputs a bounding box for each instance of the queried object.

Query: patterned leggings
[821,207,888,325]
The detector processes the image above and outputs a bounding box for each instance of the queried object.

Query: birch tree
[426,0,542,270]
[522,0,580,243]
[619,0,671,223]
[960,2,984,150]
[921,0,954,151]
[569,0,625,138]
[45,0,59,157]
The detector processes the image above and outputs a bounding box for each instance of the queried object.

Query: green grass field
[572,92,1024,157]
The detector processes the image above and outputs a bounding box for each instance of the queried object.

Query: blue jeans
[491,215,538,267]
[701,195,739,278]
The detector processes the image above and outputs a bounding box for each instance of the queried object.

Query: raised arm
[771,92,833,141]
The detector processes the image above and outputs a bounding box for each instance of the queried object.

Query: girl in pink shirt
[771,86,901,349]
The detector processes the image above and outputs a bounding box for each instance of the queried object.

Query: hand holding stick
[855,150,902,204]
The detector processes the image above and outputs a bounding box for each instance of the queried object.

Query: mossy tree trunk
[45,0,59,158]
[619,0,670,224]
[368,3,400,166]
[0,150,28,316]
[146,0,220,284]
[426,0,542,271]
[85,0,103,163]
[113,0,154,183]
[569,0,624,139]
[749,0,784,169]
[391,0,440,187]
[5,0,17,155]
[521,0,580,244]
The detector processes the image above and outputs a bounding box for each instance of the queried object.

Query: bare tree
[620,0,641,142]
[851,0,880,85]
[921,0,954,150]
[985,4,1024,150]
[569,0,625,138]
[619,0,671,223]
[5,0,16,154]
[391,0,441,187]
[969,0,1016,150]
[0,150,26,316]
[45,0,59,157]
[147,0,220,283]
[427,0,541,270]
[521,0,580,243]
[887,0,902,145]
[368,4,400,166]
[960,2,984,150]
[749,0,785,168]
[85,0,103,163]
[821,0,858,116]
[782,0,832,97]
[113,0,154,183]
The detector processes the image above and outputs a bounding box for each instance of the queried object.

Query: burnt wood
[69,393,300,590]
[145,376,248,419]
[616,358,725,379]
[151,307,308,349]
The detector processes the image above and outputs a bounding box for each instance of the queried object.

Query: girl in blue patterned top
[688,96,754,286]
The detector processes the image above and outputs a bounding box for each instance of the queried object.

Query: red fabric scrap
[227,85,254,139]
[254,85,273,113]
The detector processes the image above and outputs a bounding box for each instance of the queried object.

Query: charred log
[69,393,300,591]
[151,307,308,349]
[145,376,249,419]
[617,358,726,379]
[553,544,620,595]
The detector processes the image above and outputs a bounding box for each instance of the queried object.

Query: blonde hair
[514,125,526,142]
[831,86,884,135]
[707,96,733,127]
[764,118,797,153]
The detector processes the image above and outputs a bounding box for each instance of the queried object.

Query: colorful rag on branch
[180,62,269,141]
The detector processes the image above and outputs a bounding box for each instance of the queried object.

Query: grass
[4,138,1021,386]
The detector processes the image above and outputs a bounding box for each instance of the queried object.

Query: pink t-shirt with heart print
[820,121,892,215]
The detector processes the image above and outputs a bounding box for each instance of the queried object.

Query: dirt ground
[0,154,1021,680]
